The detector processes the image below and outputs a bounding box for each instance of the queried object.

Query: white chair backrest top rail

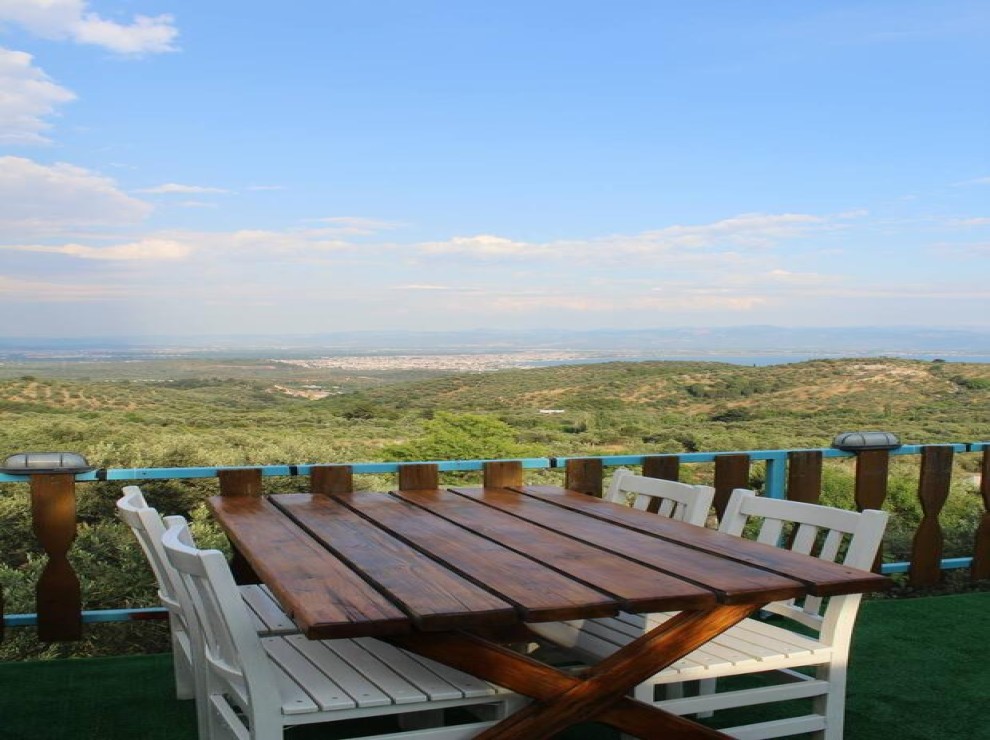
[605,467,715,526]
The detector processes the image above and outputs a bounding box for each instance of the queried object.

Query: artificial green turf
[1,593,987,739]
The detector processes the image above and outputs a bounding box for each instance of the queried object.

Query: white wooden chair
[605,467,715,526]
[116,487,298,700]
[529,469,717,678]
[161,517,524,740]
[532,489,888,740]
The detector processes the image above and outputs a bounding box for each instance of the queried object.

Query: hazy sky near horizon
[1,0,988,338]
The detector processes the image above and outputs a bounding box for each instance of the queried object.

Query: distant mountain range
[1,326,988,361]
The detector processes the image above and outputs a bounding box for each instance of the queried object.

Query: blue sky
[1,0,988,338]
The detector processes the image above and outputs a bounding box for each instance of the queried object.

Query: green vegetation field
[0,357,987,660]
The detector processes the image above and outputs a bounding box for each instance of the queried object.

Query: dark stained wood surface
[273,493,534,626]
[391,488,715,612]
[208,495,409,638]
[514,486,889,596]
[209,484,889,641]
[452,487,807,604]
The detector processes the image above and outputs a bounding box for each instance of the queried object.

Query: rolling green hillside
[0,358,986,467]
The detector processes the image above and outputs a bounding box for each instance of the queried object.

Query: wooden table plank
[451,487,808,605]
[208,496,409,638]
[393,488,716,613]
[271,494,517,632]
[329,490,622,622]
[516,486,890,596]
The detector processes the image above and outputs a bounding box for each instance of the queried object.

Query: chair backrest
[718,488,888,636]
[606,468,715,527]
[161,518,279,719]
[116,486,184,619]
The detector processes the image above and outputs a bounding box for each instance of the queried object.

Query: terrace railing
[2,442,988,642]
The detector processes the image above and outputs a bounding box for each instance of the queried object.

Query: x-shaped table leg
[389,603,760,739]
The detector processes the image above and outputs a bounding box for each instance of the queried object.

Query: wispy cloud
[0,156,151,237]
[8,238,191,261]
[953,176,990,187]
[417,213,833,263]
[137,183,229,194]
[305,216,402,235]
[0,47,75,145]
[0,0,179,55]
[0,274,129,301]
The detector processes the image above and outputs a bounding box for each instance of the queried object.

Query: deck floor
[1,592,987,739]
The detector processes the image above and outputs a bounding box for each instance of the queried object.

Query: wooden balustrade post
[640,455,681,513]
[565,459,603,497]
[217,468,263,584]
[972,447,990,582]
[853,449,891,572]
[786,451,823,504]
[642,455,680,482]
[310,465,354,495]
[399,463,439,491]
[910,446,954,588]
[31,473,82,641]
[483,461,523,489]
[713,454,751,521]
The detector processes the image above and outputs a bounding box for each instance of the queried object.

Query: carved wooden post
[484,461,523,489]
[910,446,954,588]
[786,451,823,504]
[217,468,263,584]
[310,465,354,495]
[853,449,891,572]
[565,458,603,497]
[972,447,990,582]
[713,454,750,521]
[399,463,439,491]
[31,473,82,641]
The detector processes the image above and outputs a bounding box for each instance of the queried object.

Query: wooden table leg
[389,603,759,739]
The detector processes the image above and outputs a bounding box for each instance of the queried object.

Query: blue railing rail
[3,442,989,637]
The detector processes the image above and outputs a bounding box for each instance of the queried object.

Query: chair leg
[170,622,195,700]
[813,662,846,740]
[696,678,716,719]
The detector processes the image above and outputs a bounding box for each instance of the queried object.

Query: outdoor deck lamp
[1,452,95,475]
[831,432,902,452]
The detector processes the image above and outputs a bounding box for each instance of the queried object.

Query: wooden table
[209,486,889,739]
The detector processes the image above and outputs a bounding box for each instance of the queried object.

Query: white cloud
[954,176,990,186]
[0,273,127,301]
[420,234,535,256]
[949,217,990,227]
[0,156,152,237]
[306,216,401,235]
[418,213,829,262]
[137,183,229,194]
[0,47,75,145]
[8,238,190,261]
[247,184,286,191]
[0,0,178,55]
